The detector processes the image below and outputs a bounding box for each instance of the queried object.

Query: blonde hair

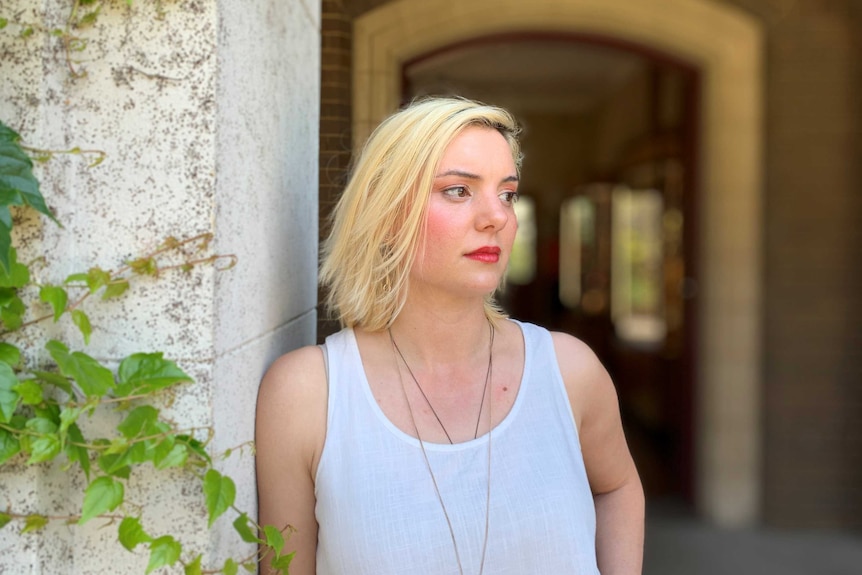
[320,96,522,331]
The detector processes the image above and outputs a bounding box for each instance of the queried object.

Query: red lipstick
[465,246,501,263]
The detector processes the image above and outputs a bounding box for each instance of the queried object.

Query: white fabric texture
[315,320,599,574]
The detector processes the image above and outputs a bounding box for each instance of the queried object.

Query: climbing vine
[0,121,292,573]
[0,0,165,78]
[0,2,294,572]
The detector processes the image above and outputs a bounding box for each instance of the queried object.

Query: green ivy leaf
[145,535,182,574]
[78,7,101,27]
[64,422,91,479]
[26,433,60,464]
[0,362,20,422]
[59,406,82,433]
[0,247,29,287]
[263,525,285,556]
[97,450,131,479]
[203,469,235,528]
[64,272,88,284]
[118,516,152,551]
[0,292,24,330]
[13,379,43,405]
[0,121,59,234]
[153,440,187,469]
[117,405,159,439]
[270,552,294,573]
[123,441,149,466]
[0,212,10,271]
[45,340,113,397]
[0,428,21,464]
[242,562,256,573]
[24,417,60,464]
[39,285,68,322]
[222,558,238,575]
[101,280,129,300]
[0,512,11,529]
[26,415,58,434]
[116,353,192,397]
[184,554,202,575]
[232,513,262,544]
[0,342,20,366]
[21,514,48,534]
[85,267,111,293]
[79,476,124,524]
[128,257,157,276]
[31,370,72,395]
[104,436,129,455]
[0,18,8,30]
[176,434,211,465]
[70,309,92,345]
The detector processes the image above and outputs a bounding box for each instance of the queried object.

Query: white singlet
[315,320,599,574]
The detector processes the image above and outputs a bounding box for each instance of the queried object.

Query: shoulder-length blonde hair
[320,96,522,331]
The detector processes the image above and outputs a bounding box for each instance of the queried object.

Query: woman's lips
[465,247,501,263]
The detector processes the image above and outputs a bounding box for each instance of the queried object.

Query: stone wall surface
[211,0,320,565]
[0,0,319,571]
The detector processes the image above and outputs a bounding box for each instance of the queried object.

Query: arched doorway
[353,0,764,527]
[401,34,701,506]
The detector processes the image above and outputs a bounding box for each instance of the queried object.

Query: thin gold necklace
[388,322,494,575]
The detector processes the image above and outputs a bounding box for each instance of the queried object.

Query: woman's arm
[552,332,645,575]
[255,345,328,575]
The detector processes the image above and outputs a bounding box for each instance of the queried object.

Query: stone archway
[353,0,764,527]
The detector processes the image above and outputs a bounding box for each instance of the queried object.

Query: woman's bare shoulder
[256,344,328,440]
[260,345,326,394]
[548,330,615,426]
[549,330,605,379]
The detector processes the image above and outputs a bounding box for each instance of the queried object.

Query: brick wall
[318,0,353,340]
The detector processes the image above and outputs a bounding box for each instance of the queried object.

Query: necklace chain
[388,322,495,575]
[389,327,492,443]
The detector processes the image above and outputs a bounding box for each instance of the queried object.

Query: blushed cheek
[424,204,449,239]
[411,210,445,278]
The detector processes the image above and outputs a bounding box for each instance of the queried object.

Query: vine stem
[67,426,214,451]
[2,510,124,522]
[0,423,211,451]
[0,233,235,336]
[197,549,261,574]
[63,0,86,78]
[20,144,106,167]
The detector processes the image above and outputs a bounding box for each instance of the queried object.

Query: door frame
[353,0,764,527]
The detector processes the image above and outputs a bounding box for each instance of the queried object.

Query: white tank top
[315,320,599,574]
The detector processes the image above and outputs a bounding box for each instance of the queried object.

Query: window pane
[611,186,667,346]
[507,196,536,285]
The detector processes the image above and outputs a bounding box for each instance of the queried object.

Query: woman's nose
[475,191,509,231]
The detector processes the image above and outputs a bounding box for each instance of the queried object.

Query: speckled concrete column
[0,0,319,572]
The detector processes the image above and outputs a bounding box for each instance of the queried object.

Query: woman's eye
[500,191,519,205]
[443,186,469,198]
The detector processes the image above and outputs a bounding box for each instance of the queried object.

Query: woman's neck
[387,298,493,370]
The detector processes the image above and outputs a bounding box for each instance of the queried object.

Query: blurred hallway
[644,504,862,575]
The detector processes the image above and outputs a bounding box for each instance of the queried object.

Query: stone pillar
[0,0,319,571]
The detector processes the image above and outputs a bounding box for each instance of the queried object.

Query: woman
[256,97,644,575]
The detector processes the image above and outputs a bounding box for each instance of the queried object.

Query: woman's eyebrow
[435,169,519,183]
